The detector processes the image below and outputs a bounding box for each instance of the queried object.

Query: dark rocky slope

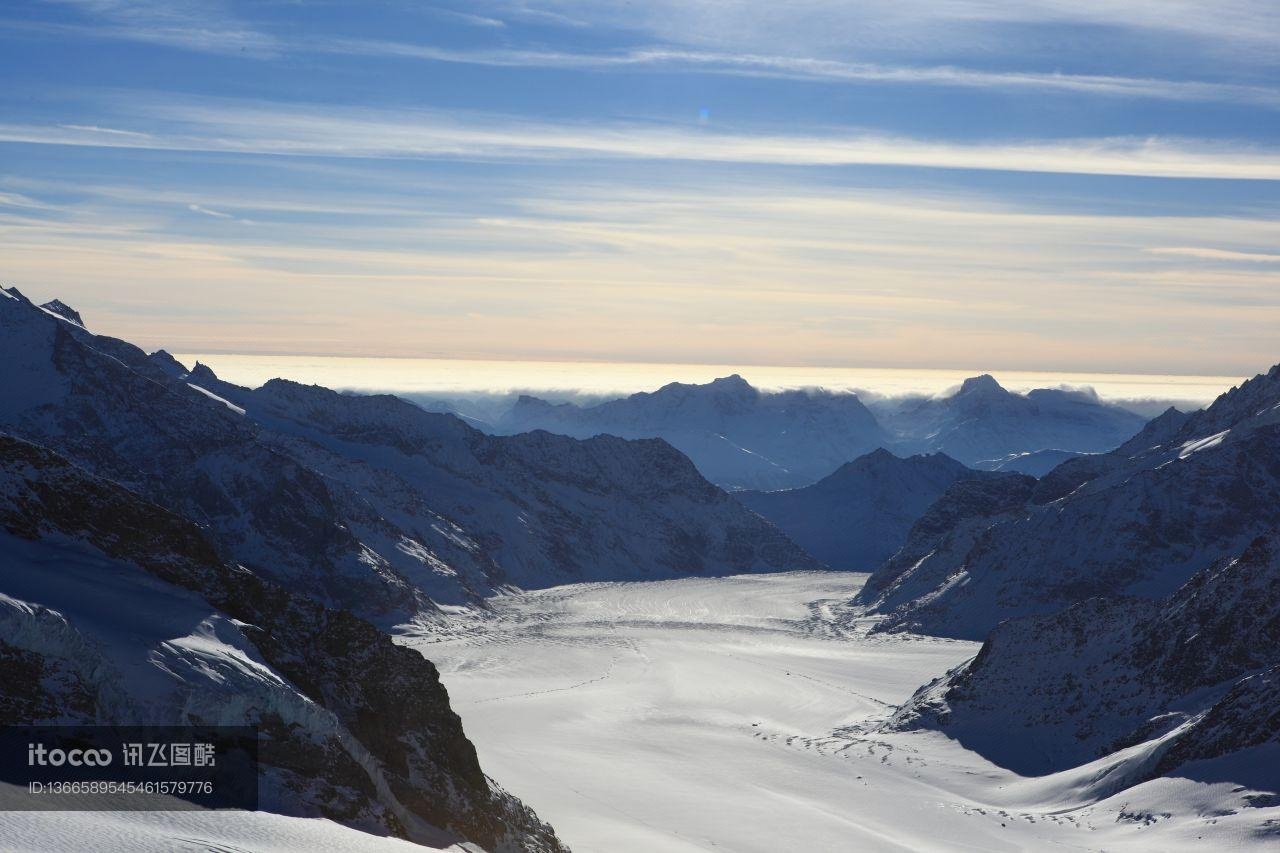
[889,534,1280,790]
[0,432,564,851]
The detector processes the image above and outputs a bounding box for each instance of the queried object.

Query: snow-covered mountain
[872,374,1148,467]
[889,533,1280,791]
[857,472,1037,617]
[202,371,821,592]
[496,375,890,491]
[859,363,1280,640]
[736,449,986,571]
[859,368,1280,805]
[0,432,564,851]
[0,288,818,622]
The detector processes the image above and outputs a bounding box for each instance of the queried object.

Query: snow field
[411,572,1279,853]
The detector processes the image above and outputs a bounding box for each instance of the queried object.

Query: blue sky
[1,0,1278,374]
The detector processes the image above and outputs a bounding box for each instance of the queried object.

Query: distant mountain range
[872,374,1148,468]
[497,372,1150,491]
[497,374,890,491]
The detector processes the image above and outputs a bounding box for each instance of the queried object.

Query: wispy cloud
[311,40,1280,108]
[466,0,1280,63]
[14,21,1275,108]
[56,123,153,138]
[187,203,233,219]
[427,7,506,29]
[35,0,278,56]
[5,172,1279,372]
[4,97,1280,181]
[12,4,1276,108]
[1148,246,1280,263]
[0,191,56,210]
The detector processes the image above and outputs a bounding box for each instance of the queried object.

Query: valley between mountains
[413,572,1277,853]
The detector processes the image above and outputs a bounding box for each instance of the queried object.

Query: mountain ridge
[0,287,819,623]
[873,373,1148,467]
[499,371,1152,491]
[737,449,988,571]
[499,374,889,491]
[887,532,1280,789]
[856,357,1280,640]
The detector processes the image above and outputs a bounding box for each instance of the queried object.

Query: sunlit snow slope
[0,802,473,853]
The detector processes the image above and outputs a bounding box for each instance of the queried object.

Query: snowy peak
[645,374,761,414]
[1114,405,1190,455]
[147,349,189,379]
[656,372,754,396]
[4,289,87,329]
[1169,360,1280,442]
[511,393,563,412]
[1142,404,1190,436]
[251,375,479,451]
[864,447,958,471]
[877,373,1147,467]
[1153,404,1187,423]
[705,373,755,395]
[855,445,900,465]
[189,361,220,383]
[38,299,84,328]
[956,373,1006,397]
[823,448,968,488]
[1104,360,1280,464]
